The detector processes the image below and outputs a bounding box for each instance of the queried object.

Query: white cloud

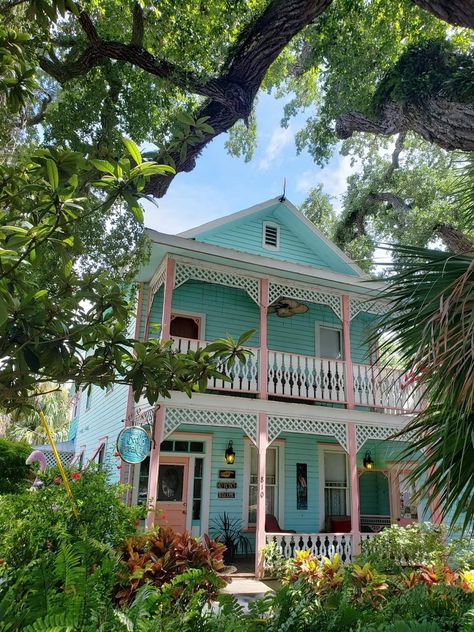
[296,155,359,212]
[142,181,227,235]
[258,126,294,171]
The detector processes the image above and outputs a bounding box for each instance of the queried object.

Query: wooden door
[156,457,189,532]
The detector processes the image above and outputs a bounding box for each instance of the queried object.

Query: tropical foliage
[0,437,32,493]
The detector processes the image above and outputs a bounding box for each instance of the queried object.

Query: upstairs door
[156,457,189,532]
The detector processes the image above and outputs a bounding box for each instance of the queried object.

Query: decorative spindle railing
[267,351,346,402]
[171,338,422,413]
[171,337,259,393]
[352,364,422,413]
[266,532,353,563]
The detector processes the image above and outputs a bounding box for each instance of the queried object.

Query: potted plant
[210,512,251,564]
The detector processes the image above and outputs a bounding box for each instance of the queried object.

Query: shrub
[359,523,449,571]
[0,438,32,494]
[0,467,144,571]
[115,528,228,606]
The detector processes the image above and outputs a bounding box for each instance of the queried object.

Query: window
[170,315,200,340]
[263,222,280,250]
[105,384,114,395]
[248,446,277,525]
[97,444,105,468]
[192,458,204,520]
[322,450,348,530]
[319,326,343,359]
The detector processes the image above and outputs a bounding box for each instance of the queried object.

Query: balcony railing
[171,337,423,414]
[266,532,353,563]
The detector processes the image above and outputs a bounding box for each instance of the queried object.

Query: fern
[460,608,474,632]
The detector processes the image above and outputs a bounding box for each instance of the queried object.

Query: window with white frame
[323,449,349,529]
[319,326,343,359]
[248,445,277,525]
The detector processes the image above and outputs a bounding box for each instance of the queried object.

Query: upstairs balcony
[172,337,422,415]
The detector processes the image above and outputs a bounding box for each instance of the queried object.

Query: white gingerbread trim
[174,261,260,305]
[355,423,414,452]
[164,406,258,445]
[350,297,388,321]
[267,415,348,451]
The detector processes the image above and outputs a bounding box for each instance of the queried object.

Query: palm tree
[375,163,474,531]
[3,383,71,445]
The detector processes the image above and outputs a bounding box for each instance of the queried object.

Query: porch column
[259,278,269,399]
[342,295,355,409]
[255,412,268,578]
[160,257,176,342]
[348,422,361,554]
[145,405,164,529]
[428,465,443,524]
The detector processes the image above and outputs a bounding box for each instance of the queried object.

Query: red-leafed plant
[114,527,228,605]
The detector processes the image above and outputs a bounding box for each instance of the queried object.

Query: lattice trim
[174,262,260,305]
[350,298,387,321]
[41,450,75,468]
[164,407,258,445]
[269,282,341,320]
[149,258,167,299]
[267,415,348,450]
[355,423,414,452]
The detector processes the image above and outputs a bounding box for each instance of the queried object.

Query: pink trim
[259,278,269,399]
[146,406,164,529]
[85,438,106,470]
[255,411,268,578]
[160,258,175,342]
[121,282,145,491]
[342,295,355,410]
[348,422,361,553]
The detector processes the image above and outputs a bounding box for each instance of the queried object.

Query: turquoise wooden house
[69,197,437,576]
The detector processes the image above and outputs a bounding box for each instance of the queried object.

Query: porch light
[363,451,374,470]
[225,441,235,464]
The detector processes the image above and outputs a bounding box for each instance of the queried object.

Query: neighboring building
[71,197,436,576]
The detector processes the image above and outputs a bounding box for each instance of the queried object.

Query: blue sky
[142,92,353,235]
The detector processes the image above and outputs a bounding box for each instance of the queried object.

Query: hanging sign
[116,426,151,464]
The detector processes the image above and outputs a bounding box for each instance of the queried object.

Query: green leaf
[46,159,59,189]
[91,159,116,175]
[123,138,142,165]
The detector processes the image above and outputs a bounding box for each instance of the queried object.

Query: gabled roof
[179,197,365,278]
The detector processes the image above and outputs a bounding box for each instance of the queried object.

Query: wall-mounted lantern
[363,451,374,470]
[225,440,235,464]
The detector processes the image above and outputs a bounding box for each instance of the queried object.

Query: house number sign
[116,426,151,464]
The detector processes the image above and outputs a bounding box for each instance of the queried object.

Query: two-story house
[69,197,436,576]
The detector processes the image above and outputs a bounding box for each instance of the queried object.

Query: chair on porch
[265,514,296,534]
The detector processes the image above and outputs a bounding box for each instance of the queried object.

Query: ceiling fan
[268,297,309,318]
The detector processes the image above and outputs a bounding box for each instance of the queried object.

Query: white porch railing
[171,338,422,414]
[266,532,353,563]
[172,337,259,393]
[352,363,422,413]
[267,351,347,403]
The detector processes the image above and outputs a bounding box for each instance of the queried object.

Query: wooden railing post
[348,422,361,554]
[259,278,269,399]
[255,412,268,578]
[160,257,175,342]
[342,295,354,409]
[146,405,164,529]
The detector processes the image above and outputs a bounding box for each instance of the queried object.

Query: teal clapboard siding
[194,203,358,276]
[73,312,137,481]
[359,471,390,516]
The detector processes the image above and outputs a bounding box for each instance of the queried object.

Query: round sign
[116,426,151,464]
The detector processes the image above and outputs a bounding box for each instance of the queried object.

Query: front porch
[131,398,433,576]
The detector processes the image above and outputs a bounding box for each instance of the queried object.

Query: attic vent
[263,222,280,250]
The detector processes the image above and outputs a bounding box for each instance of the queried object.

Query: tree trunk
[410,0,474,29]
[336,98,474,152]
[434,224,474,254]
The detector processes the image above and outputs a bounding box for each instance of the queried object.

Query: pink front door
[395,472,419,527]
[156,457,189,532]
